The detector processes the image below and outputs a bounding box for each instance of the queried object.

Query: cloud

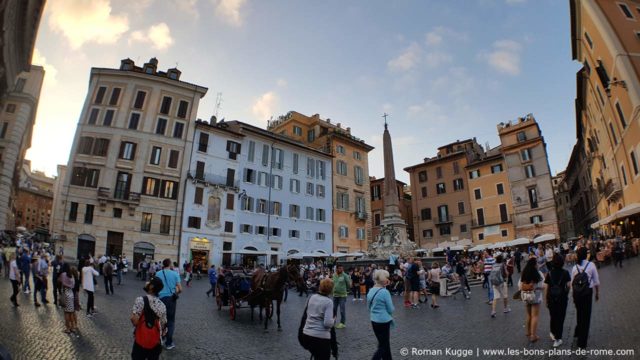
[129,23,174,50]
[48,0,129,49]
[425,26,468,47]
[31,49,58,86]
[276,78,288,88]
[387,42,422,72]
[213,0,247,27]
[480,39,523,75]
[425,51,452,68]
[425,31,443,46]
[252,91,278,121]
[431,66,475,96]
[174,0,200,18]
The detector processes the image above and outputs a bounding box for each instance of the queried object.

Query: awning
[590,214,615,229]
[331,252,350,258]
[413,248,429,253]
[488,242,508,249]
[613,203,640,221]
[468,244,488,252]
[450,245,465,251]
[456,239,472,246]
[432,247,444,253]
[508,238,531,247]
[345,252,365,257]
[533,233,556,244]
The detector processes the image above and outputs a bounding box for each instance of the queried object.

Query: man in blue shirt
[20,250,32,293]
[205,265,217,297]
[156,258,182,350]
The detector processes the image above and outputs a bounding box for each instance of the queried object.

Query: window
[262,144,270,166]
[357,228,366,240]
[458,201,465,215]
[289,229,300,238]
[499,229,507,237]
[372,185,381,200]
[584,31,593,49]
[84,204,95,224]
[452,161,459,175]
[103,109,115,126]
[474,188,482,200]
[241,224,252,233]
[226,193,235,210]
[420,187,427,198]
[453,178,464,191]
[92,138,109,156]
[491,164,503,173]
[258,172,269,186]
[530,215,543,224]
[499,204,508,222]
[306,182,314,196]
[227,141,241,160]
[160,180,178,199]
[317,161,326,180]
[292,153,299,173]
[307,129,315,142]
[317,185,325,198]
[336,160,347,176]
[177,100,189,118]
[496,183,504,195]
[290,179,300,193]
[133,91,146,109]
[609,122,619,145]
[469,170,480,179]
[257,199,268,214]
[240,196,254,211]
[224,221,233,233]
[78,137,94,155]
[353,151,362,160]
[354,166,364,185]
[421,208,431,221]
[168,150,179,169]
[113,208,122,219]
[293,126,302,136]
[339,226,349,238]
[270,201,282,216]
[616,102,627,129]
[109,88,121,105]
[336,145,345,155]
[160,215,171,234]
[306,206,314,220]
[316,232,326,241]
[155,118,167,135]
[150,146,162,165]
[119,141,136,160]
[622,164,628,186]
[160,96,172,115]
[436,166,442,179]
[438,205,449,223]
[173,122,184,139]
[256,226,266,235]
[128,113,140,130]
[374,213,381,226]
[69,202,78,221]
[226,168,235,187]
[423,229,433,238]
[195,161,205,180]
[88,108,100,124]
[631,151,639,176]
[271,148,283,169]
[241,168,254,184]
[114,172,132,200]
[337,192,349,210]
[269,228,281,237]
[187,216,201,229]
[478,233,484,241]
[476,208,485,226]
[5,104,15,113]
[355,196,365,214]
[436,183,446,194]
[289,204,300,218]
[528,187,539,208]
[619,3,634,18]
[460,224,467,233]
[70,167,100,188]
[517,131,527,142]
[94,86,107,104]
[439,226,451,236]
[418,170,428,182]
[525,165,536,178]
[194,187,203,204]
[317,209,326,222]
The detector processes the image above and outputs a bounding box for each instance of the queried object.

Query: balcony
[188,171,239,190]
[97,187,140,213]
[604,178,622,202]
[435,215,453,225]
[355,211,368,221]
[471,215,512,228]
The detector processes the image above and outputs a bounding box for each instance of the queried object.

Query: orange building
[267,111,374,252]
[370,177,413,242]
[14,160,55,238]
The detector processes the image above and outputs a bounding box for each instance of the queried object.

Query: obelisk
[380,116,408,243]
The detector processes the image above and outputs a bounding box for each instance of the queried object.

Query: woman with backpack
[518,257,545,343]
[131,277,167,360]
[571,246,600,350]
[544,253,571,348]
[368,270,394,360]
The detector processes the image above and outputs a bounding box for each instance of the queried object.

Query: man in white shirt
[9,254,21,306]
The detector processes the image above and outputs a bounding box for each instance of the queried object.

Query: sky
[27,0,581,184]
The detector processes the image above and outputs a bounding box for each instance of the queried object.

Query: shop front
[190,237,211,271]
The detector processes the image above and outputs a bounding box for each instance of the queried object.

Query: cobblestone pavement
[1,258,639,360]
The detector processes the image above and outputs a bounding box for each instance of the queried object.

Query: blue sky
[28,0,581,183]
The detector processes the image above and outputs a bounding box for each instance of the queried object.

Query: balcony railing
[97,187,140,207]
[471,215,512,228]
[355,211,368,221]
[435,215,453,225]
[604,178,622,202]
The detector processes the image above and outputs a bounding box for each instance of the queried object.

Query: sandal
[530,335,540,343]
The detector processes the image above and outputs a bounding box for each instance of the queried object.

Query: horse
[251,264,302,331]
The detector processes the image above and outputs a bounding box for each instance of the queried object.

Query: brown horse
[251,264,302,331]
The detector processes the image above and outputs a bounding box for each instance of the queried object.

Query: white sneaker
[550,332,556,341]
[553,339,563,348]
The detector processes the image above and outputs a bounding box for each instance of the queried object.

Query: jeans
[161,296,177,346]
[371,321,392,360]
[206,282,216,295]
[117,270,122,285]
[548,300,568,341]
[21,270,31,291]
[85,290,95,314]
[574,289,593,349]
[104,275,114,294]
[34,277,47,303]
[458,275,470,298]
[333,296,346,324]
[10,279,19,304]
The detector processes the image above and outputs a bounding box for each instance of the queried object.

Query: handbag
[512,289,521,300]
[298,298,310,350]
[58,294,65,307]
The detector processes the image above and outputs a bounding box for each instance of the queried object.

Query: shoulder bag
[161,270,179,301]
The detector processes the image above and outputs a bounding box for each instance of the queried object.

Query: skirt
[64,288,75,313]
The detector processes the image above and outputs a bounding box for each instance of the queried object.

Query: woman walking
[544,253,571,347]
[368,270,395,360]
[301,278,336,360]
[131,277,167,360]
[427,262,441,308]
[82,260,99,317]
[60,264,78,335]
[518,257,545,342]
[351,268,362,302]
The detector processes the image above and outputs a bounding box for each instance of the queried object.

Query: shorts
[492,283,508,300]
[410,278,420,292]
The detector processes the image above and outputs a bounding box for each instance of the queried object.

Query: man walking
[36,254,50,305]
[51,255,64,307]
[332,264,351,329]
[571,247,600,350]
[103,260,114,295]
[156,258,182,350]
[483,250,495,305]
[206,265,217,297]
[514,248,522,273]
[20,249,31,293]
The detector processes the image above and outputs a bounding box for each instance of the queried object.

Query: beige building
[267,111,374,253]
[497,115,559,239]
[466,147,516,245]
[552,171,576,240]
[0,66,44,233]
[405,139,484,248]
[570,0,640,233]
[51,58,207,262]
[14,160,55,235]
[370,177,414,242]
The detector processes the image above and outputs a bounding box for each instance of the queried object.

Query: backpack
[506,258,514,275]
[298,298,311,350]
[134,296,161,349]
[489,264,504,286]
[547,271,566,304]
[572,262,591,298]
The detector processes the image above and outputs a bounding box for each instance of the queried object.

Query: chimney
[337,123,341,129]
[346,127,351,134]
[210,115,217,124]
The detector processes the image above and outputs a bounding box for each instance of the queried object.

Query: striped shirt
[484,257,495,273]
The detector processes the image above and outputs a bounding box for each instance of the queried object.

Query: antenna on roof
[214,92,223,119]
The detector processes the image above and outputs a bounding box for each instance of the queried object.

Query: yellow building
[267,111,374,252]
[571,0,640,231]
[466,148,516,245]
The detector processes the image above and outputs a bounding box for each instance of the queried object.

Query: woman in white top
[427,262,441,308]
[9,254,21,307]
[82,260,99,317]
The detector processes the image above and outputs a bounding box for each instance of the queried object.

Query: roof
[404,150,467,171]
[90,67,208,96]
[437,138,474,150]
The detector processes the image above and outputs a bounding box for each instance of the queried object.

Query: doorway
[190,250,209,272]
[106,231,124,257]
[133,242,155,270]
[76,234,95,260]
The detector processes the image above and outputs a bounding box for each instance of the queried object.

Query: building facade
[0,65,44,233]
[466,148,516,245]
[404,139,483,248]
[570,0,640,230]
[552,171,576,240]
[370,177,414,242]
[563,141,598,237]
[267,111,373,253]
[179,120,333,268]
[14,160,54,236]
[497,115,560,239]
[51,58,207,265]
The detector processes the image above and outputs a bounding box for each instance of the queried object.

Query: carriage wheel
[230,297,237,320]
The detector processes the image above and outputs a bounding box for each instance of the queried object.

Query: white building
[179,120,333,268]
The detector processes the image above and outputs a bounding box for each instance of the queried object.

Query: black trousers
[131,342,162,360]
[52,276,60,305]
[372,321,392,360]
[548,300,568,340]
[302,334,331,360]
[104,275,114,294]
[10,279,19,304]
[573,289,593,349]
[85,290,95,314]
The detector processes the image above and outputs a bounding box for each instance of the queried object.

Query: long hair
[520,258,542,283]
